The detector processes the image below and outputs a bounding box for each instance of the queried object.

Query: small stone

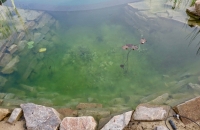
[0,76,8,87]
[76,103,102,110]
[7,108,22,124]
[1,56,19,74]
[4,93,15,99]
[60,116,97,130]
[101,111,133,130]
[0,93,6,98]
[154,125,168,130]
[133,104,170,121]
[0,53,12,67]
[56,108,77,117]
[0,108,10,121]
[8,44,18,54]
[149,93,169,105]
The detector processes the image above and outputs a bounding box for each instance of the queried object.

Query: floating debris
[39,48,47,53]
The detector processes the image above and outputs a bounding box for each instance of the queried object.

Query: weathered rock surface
[0,53,12,67]
[56,108,78,118]
[0,76,7,87]
[195,0,200,16]
[8,108,23,124]
[60,116,97,130]
[78,108,110,120]
[101,111,133,130]
[76,103,102,110]
[20,103,61,130]
[0,108,10,121]
[1,56,19,74]
[154,125,168,130]
[174,96,200,124]
[8,44,18,54]
[148,93,169,105]
[133,104,170,121]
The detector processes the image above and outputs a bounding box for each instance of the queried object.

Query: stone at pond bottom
[133,104,170,121]
[76,103,102,110]
[1,56,19,74]
[0,76,7,87]
[101,111,133,130]
[8,108,22,124]
[60,116,97,130]
[20,103,61,130]
[174,96,200,124]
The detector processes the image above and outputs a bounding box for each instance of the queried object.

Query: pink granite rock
[60,116,97,130]
[195,0,200,16]
[174,96,200,124]
[133,104,170,121]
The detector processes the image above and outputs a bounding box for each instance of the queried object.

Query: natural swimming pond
[1,0,200,110]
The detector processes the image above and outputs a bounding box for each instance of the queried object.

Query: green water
[2,5,200,108]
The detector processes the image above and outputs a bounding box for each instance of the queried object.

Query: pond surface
[1,1,200,109]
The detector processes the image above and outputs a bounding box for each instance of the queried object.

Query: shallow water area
[1,1,200,111]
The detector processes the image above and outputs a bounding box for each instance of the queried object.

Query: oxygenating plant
[120,37,147,73]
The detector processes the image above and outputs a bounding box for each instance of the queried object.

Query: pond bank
[0,96,200,130]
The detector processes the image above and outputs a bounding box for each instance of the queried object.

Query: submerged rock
[1,56,19,74]
[0,76,7,87]
[76,103,102,110]
[21,103,61,130]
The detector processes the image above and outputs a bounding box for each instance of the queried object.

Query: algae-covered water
[1,4,200,109]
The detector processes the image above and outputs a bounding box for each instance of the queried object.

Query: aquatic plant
[120,38,146,73]
[27,41,34,49]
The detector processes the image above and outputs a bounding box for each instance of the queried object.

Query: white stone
[134,104,170,121]
[8,108,22,124]
[101,111,133,130]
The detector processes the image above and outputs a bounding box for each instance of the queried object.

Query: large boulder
[60,116,97,130]
[20,103,61,130]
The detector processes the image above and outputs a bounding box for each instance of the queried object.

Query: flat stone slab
[174,96,200,124]
[133,104,170,121]
[20,103,61,130]
[60,116,97,130]
[76,103,102,110]
[8,108,23,124]
[101,111,133,130]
